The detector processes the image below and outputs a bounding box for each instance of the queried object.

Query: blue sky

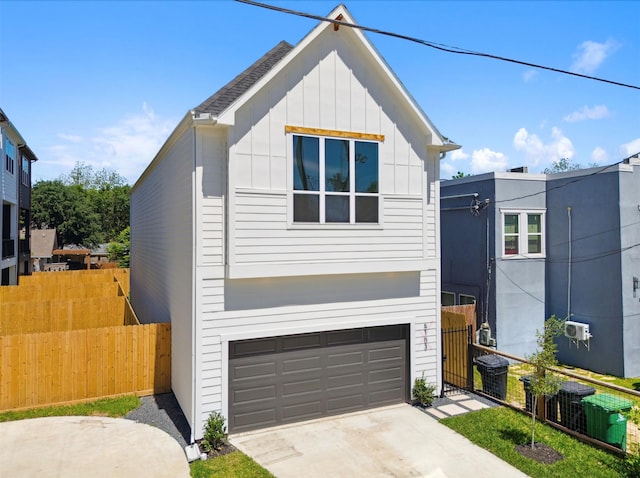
[1,1,638,184]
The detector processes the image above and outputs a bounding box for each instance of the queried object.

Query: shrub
[201,411,227,452]
[412,376,436,407]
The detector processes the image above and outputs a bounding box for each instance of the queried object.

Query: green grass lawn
[441,407,633,478]
[0,395,141,422]
[190,451,275,478]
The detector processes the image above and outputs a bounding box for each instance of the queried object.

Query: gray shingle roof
[194,40,294,116]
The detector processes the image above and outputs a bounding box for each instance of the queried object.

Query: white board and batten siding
[130,124,195,428]
[224,25,437,280]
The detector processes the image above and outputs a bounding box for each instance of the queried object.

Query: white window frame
[287,131,380,226]
[500,209,546,258]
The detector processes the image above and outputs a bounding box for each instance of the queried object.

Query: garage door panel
[232,408,277,430]
[229,326,408,433]
[326,350,365,367]
[282,356,322,373]
[282,401,323,421]
[327,371,364,389]
[327,394,365,413]
[232,385,277,404]
[368,345,405,362]
[231,361,277,381]
[282,378,323,396]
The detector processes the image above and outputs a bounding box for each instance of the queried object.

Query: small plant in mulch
[412,376,436,408]
[198,411,235,458]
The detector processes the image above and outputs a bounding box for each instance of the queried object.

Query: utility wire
[236,0,640,91]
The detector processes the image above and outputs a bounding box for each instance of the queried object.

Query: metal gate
[441,325,472,395]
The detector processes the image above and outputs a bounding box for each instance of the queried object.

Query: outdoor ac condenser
[564,321,591,341]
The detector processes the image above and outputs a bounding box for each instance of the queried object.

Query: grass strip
[0,395,141,422]
[190,451,275,478]
[441,407,626,478]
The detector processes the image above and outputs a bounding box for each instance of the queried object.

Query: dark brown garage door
[229,324,408,433]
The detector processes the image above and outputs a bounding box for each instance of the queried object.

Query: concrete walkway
[231,403,529,478]
[0,416,190,478]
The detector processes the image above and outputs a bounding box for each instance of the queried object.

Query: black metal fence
[471,344,640,456]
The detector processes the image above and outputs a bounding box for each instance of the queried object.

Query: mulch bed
[196,440,237,459]
[515,442,564,464]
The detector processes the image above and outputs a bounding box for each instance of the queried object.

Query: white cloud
[522,69,538,82]
[449,149,470,161]
[570,39,619,74]
[563,105,610,123]
[440,161,456,178]
[591,147,608,164]
[470,148,508,174]
[620,137,640,157]
[513,127,575,168]
[43,103,175,184]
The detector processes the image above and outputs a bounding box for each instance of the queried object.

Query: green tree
[31,180,103,247]
[107,226,130,268]
[452,171,471,179]
[543,158,581,174]
[526,315,565,449]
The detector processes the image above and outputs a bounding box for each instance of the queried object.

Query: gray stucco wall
[441,174,546,358]
[493,176,546,358]
[546,168,624,376]
[620,163,640,376]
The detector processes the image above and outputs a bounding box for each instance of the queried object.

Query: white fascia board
[216,4,449,147]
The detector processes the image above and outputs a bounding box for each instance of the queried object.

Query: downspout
[567,206,572,319]
[190,119,198,444]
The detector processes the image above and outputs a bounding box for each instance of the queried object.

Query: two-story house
[0,108,38,285]
[130,5,458,442]
[441,156,640,377]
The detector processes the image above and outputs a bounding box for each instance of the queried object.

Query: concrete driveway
[0,416,190,478]
[231,404,529,478]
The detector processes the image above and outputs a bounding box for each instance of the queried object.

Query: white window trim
[287,132,381,227]
[500,208,546,259]
[459,293,476,305]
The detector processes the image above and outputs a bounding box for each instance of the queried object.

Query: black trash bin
[519,375,560,422]
[475,354,509,400]
[557,381,595,434]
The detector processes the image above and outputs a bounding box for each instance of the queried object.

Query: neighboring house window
[5,138,15,175]
[459,294,476,305]
[441,291,455,306]
[21,156,29,186]
[501,210,545,257]
[291,131,379,224]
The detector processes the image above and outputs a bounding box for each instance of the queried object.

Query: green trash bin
[581,394,633,451]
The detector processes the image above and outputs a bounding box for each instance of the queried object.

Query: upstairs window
[291,130,379,224]
[5,137,15,175]
[21,156,29,185]
[502,210,545,257]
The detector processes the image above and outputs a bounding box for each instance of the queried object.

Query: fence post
[467,327,474,391]
[536,365,546,423]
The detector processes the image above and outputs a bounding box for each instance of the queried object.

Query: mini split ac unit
[564,321,591,341]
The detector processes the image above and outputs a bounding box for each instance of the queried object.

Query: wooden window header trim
[285,125,384,142]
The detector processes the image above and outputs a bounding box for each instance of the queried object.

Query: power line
[236,0,640,91]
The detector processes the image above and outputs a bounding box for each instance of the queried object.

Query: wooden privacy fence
[0,297,127,335]
[441,310,472,392]
[0,323,171,411]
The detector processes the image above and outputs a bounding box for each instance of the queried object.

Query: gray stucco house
[441,155,640,377]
